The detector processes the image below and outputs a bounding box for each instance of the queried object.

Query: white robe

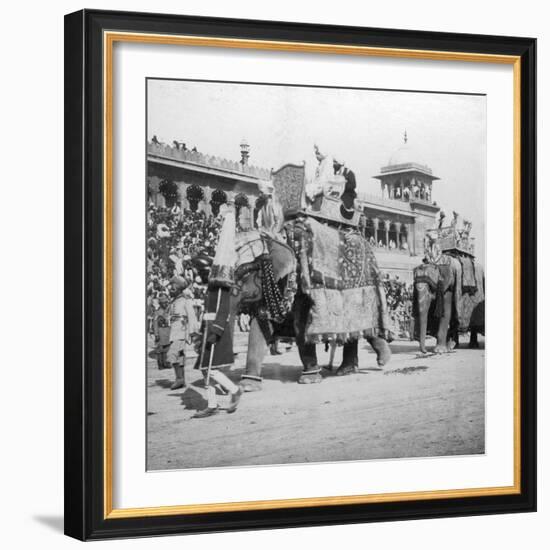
[306,156,333,200]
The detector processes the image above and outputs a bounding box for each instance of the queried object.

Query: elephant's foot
[433,344,447,354]
[298,369,322,384]
[335,363,358,377]
[240,375,263,392]
[468,340,480,349]
[447,340,457,351]
[367,336,392,367]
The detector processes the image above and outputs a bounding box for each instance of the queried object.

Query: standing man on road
[166,276,200,390]
[152,293,171,370]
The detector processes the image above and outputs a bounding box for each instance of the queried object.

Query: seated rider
[305,145,357,221]
[332,156,357,221]
[305,143,334,211]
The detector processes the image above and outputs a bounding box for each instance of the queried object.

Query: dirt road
[147,335,485,470]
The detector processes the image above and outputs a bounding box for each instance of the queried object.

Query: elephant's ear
[268,239,297,282]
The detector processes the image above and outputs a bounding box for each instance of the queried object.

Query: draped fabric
[198,287,235,370]
[458,256,478,294]
[285,217,391,343]
[458,261,485,331]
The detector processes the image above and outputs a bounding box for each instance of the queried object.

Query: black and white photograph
[146,78,486,471]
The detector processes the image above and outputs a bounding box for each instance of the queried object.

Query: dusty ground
[147,333,485,470]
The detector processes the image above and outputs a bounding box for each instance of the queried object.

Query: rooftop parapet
[148,141,272,181]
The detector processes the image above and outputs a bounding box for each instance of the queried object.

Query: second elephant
[413,254,485,354]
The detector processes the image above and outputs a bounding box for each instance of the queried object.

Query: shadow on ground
[154,378,173,389]
[384,365,429,375]
[229,362,301,384]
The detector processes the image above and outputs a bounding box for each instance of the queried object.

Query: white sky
[148,79,486,258]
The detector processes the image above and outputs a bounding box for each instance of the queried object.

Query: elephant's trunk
[415,282,432,354]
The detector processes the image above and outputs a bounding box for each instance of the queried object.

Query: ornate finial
[240,138,250,166]
[404,130,408,144]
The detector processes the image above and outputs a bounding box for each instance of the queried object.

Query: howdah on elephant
[413,250,485,354]
[227,216,393,391]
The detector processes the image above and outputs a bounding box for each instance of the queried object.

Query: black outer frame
[64,9,537,541]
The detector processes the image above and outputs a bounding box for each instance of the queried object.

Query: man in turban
[332,156,357,221]
[166,275,200,390]
[152,293,171,370]
[305,144,334,210]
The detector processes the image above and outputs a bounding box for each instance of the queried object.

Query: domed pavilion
[375,131,440,203]
[355,131,442,281]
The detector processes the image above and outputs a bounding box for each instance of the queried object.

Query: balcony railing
[371,245,414,256]
[147,142,271,180]
[357,193,437,209]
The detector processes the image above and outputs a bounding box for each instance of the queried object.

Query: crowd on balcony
[367,235,410,251]
[383,181,433,203]
[151,134,199,153]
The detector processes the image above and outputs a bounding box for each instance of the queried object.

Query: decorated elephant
[413,251,485,354]
[226,216,393,391]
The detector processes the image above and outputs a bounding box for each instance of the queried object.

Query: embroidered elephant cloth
[285,216,391,342]
[458,256,478,294]
[294,216,380,290]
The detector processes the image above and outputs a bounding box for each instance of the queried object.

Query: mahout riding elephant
[227,219,392,392]
[413,253,485,354]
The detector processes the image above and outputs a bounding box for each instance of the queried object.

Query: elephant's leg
[434,291,453,354]
[297,342,322,384]
[469,329,480,349]
[336,340,359,376]
[293,294,322,384]
[240,317,268,392]
[415,283,432,354]
[366,335,392,367]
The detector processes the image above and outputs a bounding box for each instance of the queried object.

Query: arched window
[378,219,387,247]
[158,179,178,208]
[234,193,250,223]
[364,217,375,240]
[253,196,265,228]
[389,223,398,249]
[210,189,227,216]
[186,184,204,212]
[400,224,409,250]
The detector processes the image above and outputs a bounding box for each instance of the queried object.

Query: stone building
[147,133,441,282]
[147,139,271,226]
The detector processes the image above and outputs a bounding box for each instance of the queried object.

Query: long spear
[204,287,222,389]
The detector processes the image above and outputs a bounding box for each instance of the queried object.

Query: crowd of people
[367,235,409,251]
[147,202,221,328]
